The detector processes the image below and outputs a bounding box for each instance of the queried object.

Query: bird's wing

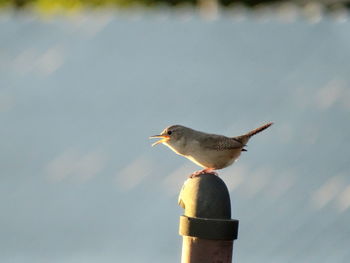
[202,135,244,151]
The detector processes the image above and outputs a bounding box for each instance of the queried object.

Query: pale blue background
[1,9,350,263]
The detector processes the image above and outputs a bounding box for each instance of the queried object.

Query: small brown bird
[150,122,273,176]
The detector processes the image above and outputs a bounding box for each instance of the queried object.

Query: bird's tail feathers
[234,122,273,144]
[245,122,273,138]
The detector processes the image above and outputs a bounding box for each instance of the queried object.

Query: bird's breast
[163,137,188,156]
[164,138,242,169]
[185,143,242,169]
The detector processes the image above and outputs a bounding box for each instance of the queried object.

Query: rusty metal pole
[178,173,239,263]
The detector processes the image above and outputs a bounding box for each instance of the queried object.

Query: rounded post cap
[178,173,239,240]
[178,173,231,219]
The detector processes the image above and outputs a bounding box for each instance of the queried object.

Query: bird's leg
[202,168,218,176]
[189,168,218,178]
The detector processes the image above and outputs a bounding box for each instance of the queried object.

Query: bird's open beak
[149,135,170,147]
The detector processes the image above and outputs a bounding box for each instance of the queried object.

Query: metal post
[178,173,239,263]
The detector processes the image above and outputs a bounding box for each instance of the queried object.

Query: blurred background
[1,0,350,262]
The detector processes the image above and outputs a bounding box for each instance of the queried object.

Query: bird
[150,122,273,177]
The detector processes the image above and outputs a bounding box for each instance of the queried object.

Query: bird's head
[149,125,187,147]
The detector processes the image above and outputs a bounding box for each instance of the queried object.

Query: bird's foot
[189,168,218,178]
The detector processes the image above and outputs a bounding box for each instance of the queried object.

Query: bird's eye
[167,130,172,135]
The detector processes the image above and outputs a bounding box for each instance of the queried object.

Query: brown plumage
[150,122,273,175]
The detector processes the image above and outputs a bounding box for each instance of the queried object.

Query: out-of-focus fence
[1,0,350,10]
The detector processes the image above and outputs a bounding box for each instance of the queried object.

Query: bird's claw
[189,169,218,178]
